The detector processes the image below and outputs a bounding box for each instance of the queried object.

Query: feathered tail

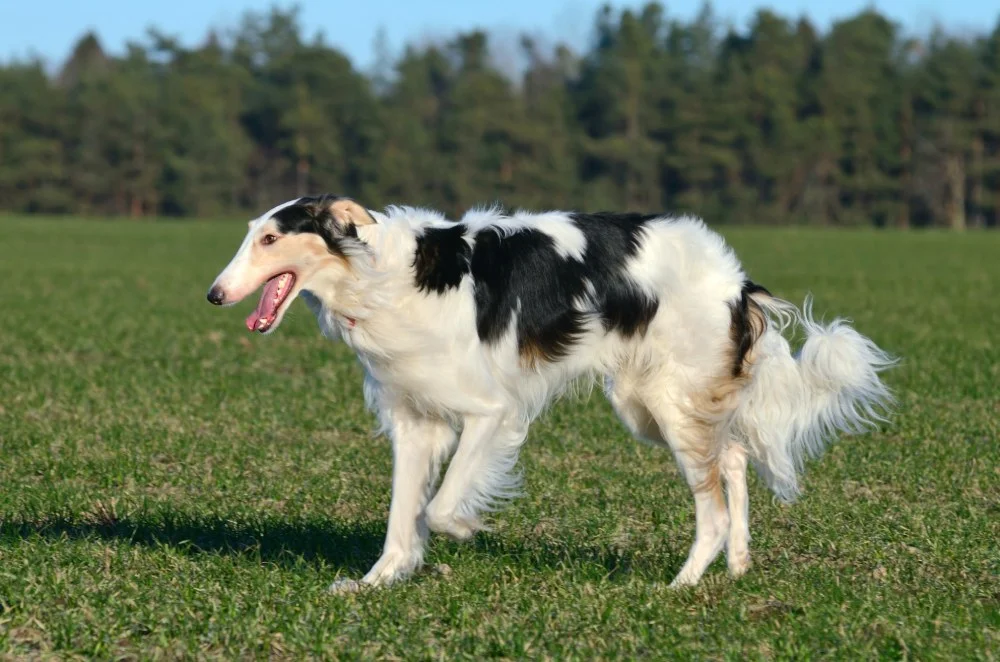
[734,294,897,502]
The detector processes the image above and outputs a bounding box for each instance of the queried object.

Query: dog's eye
[261,234,278,246]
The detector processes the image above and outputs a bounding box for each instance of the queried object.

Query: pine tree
[914,31,980,229]
[0,62,70,212]
[976,22,1000,227]
[575,4,666,211]
[157,34,252,216]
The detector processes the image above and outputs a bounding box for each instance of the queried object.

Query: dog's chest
[303,291,504,417]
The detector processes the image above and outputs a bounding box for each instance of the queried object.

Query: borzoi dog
[207,195,894,591]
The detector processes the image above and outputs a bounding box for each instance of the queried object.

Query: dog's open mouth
[245,272,296,333]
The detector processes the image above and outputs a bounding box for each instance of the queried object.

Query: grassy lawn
[0,216,997,659]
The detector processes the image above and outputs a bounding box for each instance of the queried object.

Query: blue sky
[2,0,994,71]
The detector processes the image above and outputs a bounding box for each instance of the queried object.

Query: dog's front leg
[330,408,456,593]
[426,411,526,540]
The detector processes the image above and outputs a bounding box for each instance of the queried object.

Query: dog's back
[353,209,752,417]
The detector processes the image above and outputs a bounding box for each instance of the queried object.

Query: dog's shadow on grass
[3,512,385,576]
[4,512,680,582]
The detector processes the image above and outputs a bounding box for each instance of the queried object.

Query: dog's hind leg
[661,410,729,588]
[330,406,456,592]
[608,376,730,587]
[720,441,752,578]
[425,412,528,540]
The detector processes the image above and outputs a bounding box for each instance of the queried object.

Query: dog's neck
[301,221,421,360]
[301,273,366,321]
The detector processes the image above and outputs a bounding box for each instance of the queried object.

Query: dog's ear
[328,198,376,230]
[306,196,376,239]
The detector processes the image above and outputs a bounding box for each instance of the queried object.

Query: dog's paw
[667,566,703,589]
[426,509,482,541]
[328,577,365,594]
[727,550,752,579]
[339,548,422,592]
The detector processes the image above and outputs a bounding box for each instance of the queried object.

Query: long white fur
[735,295,897,502]
[215,204,895,591]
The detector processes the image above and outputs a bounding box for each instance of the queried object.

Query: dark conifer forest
[3,4,999,227]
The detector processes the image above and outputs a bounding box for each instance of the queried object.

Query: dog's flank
[207,196,896,591]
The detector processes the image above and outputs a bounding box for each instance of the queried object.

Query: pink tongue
[245,276,284,331]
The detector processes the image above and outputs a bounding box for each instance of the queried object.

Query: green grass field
[1,217,997,659]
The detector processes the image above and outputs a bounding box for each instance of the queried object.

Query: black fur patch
[730,280,771,377]
[570,212,660,336]
[413,224,471,293]
[468,212,661,365]
[471,228,588,363]
[271,195,352,257]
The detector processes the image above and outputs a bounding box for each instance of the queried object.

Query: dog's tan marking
[330,198,376,228]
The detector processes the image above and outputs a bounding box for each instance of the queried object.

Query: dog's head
[206,194,375,334]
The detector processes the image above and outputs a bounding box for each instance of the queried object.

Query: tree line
[2,3,999,228]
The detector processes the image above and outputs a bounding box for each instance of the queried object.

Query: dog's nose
[207,285,225,306]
